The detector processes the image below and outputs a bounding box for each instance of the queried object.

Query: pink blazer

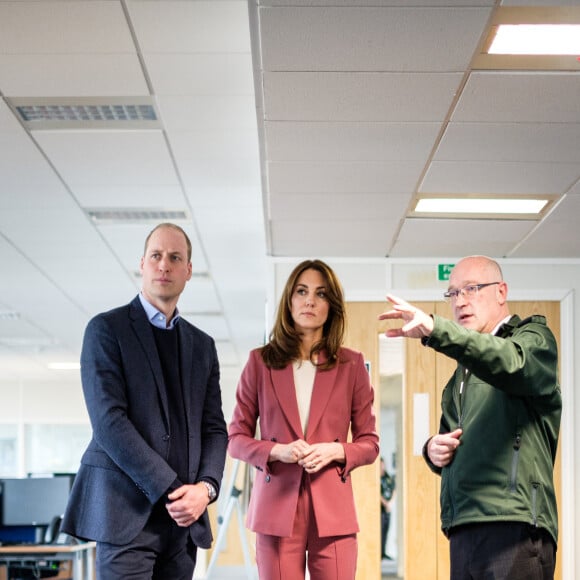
[228,347,379,538]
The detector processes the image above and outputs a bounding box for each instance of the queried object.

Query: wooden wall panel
[508,301,561,580]
[344,302,386,580]
[404,306,439,580]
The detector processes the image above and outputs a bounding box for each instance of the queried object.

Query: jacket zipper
[510,432,521,492]
[449,367,469,524]
[456,367,469,429]
[531,483,538,526]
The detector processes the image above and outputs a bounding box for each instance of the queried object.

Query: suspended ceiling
[0,0,579,394]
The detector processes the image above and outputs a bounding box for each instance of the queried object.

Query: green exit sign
[438,264,455,281]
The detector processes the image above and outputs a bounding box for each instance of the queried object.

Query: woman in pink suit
[229,259,379,580]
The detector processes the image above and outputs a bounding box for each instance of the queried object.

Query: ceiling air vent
[9,97,161,130]
[0,310,20,321]
[86,208,189,224]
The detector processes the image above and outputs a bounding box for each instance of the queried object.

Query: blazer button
[162,434,170,441]
[265,475,271,483]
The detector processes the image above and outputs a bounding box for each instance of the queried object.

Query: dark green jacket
[422,314,561,544]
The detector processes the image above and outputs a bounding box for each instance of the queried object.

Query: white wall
[269,256,578,580]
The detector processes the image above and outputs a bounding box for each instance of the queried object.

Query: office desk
[0,542,95,580]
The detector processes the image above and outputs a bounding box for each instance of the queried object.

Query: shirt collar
[139,293,180,330]
[491,315,512,336]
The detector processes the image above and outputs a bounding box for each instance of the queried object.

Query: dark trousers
[380,510,391,557]
[449,521,556,580]
[96,502,197,580]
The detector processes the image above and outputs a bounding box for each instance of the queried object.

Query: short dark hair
[144,223,192,262]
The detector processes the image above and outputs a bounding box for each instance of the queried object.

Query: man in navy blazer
[62,223,228,579]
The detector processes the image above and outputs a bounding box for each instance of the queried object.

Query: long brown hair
[261,259,346,370]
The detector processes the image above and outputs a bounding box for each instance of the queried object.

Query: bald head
[448,256,509,334]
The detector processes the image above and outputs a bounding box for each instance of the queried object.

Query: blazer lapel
[129,297,169,420]
[306,352,338,439]
[270,366,303,438]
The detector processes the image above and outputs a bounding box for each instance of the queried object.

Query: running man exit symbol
[438,264,455,281]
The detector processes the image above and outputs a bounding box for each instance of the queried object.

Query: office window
[0,425,17,477]
[25,424,91,474]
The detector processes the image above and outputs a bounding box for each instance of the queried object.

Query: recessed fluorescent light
[0,310,20,320]
[9,96,161,130]
[86,208,189,224]
[48,362,80,371]
[489,24,580,55]
[16,104,157,123]
[415,198,548,215]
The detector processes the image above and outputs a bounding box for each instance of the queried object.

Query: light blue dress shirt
[138,293,180,330]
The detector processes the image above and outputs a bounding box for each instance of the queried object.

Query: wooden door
[345,300,562,580]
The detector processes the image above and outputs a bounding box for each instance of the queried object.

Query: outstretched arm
[378,294,434,339]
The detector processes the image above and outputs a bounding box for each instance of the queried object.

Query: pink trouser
[255,477,357,580]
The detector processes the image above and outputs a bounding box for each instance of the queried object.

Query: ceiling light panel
[473,6,580,70]
[17,104,157,123]
[8,97,161,130]
[416,198,547,214]
[489,24,580,55]
[411,194,559,220]
[85,208,189,224]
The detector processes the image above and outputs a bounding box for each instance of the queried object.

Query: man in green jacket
[379,255,561,580]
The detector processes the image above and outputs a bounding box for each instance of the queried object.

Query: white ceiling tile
[0,1,135,53]
[270,219,397,256]
[0,183,75,213]
[0,98,26,133]
[269,193,410,221]
[265,122,441,162]
[454,72,580,123]
[390,218,537,257]
[72,185,188,209]
[34,130,179,186]
[0,225,128,351]
[0,54,149,97]
[263,72,463,122]
[179,158,261,190]
[435,123,580,164]
[169,130,259,161]
[511,194,580,257]
[157,95,258,132]
[127,0,251,53]
[422,161,580,195]
[177,278,223,315]
[144,53,254,96]
[259,6,491,72]
[185,186,262,210]
[0,139,65,187]
[185,314,230,341]
[267,161,424,194]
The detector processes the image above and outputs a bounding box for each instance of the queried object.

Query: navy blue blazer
[62,296,228,548]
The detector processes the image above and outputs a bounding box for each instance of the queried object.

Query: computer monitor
[0,476,72,527]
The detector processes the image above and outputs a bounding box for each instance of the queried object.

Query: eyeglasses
[443,282,500,302]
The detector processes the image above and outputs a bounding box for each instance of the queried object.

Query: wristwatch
[202,481,217,501]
